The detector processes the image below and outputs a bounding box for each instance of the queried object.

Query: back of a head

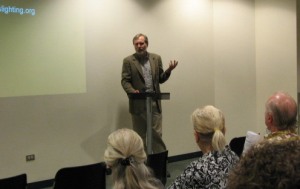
[104,128,160,189]
[227,140,300,189]
[191,105,227,151]
[266,91,297,131]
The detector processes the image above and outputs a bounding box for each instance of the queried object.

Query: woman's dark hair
[227,140,300,189]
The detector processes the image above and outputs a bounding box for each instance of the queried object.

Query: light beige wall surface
[255,0,297,134]
[0,0,297,183]
[213,0,256,139]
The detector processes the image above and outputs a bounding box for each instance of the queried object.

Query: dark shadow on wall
[116,103,133,130]
[81,128,110,162]
[133,0,163,10]
[81,103,132,161]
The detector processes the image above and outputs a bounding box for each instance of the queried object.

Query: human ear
[194,131,199,143]
[266,112,273,124]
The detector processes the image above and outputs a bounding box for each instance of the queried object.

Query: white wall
[213,0,256,139]
[0,0,297,183]
[255,0,297,134]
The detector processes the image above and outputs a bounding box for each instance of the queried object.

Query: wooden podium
[128,92,170,154]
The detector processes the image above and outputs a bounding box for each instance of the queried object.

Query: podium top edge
[127,92,170,100]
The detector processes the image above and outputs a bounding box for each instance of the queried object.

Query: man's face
[133,36,148,56]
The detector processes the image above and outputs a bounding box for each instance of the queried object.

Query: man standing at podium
[121,33,178,153]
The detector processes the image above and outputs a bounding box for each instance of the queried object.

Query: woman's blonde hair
[191,105,227,151]
[104,128,160,189]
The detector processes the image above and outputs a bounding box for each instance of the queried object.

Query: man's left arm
[159,57,178,83]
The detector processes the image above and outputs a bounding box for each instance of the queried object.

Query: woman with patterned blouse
[167,105,239,189]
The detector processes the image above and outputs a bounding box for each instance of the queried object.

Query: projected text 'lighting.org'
[0,0,86,98]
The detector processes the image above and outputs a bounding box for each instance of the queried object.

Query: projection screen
[0,0,86,98]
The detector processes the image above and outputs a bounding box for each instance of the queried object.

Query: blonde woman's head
[104,128,159,189]
[104,128,146,167]
[191,105,227,152]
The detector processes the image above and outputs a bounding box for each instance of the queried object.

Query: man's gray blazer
[121,53,170,114]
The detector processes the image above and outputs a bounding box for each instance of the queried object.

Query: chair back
[229,136,246,157]
[147,150,168,185]
[53,162,106,189]
[0,173,27,189]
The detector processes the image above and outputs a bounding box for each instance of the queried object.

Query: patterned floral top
[167,146,239,189]
[264,130,300,142]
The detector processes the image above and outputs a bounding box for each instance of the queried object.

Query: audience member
[234,91,298,156]
[104,128,164,189]
[264,91,299,141]
[227,139,300,189]
[167,105,239,189]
